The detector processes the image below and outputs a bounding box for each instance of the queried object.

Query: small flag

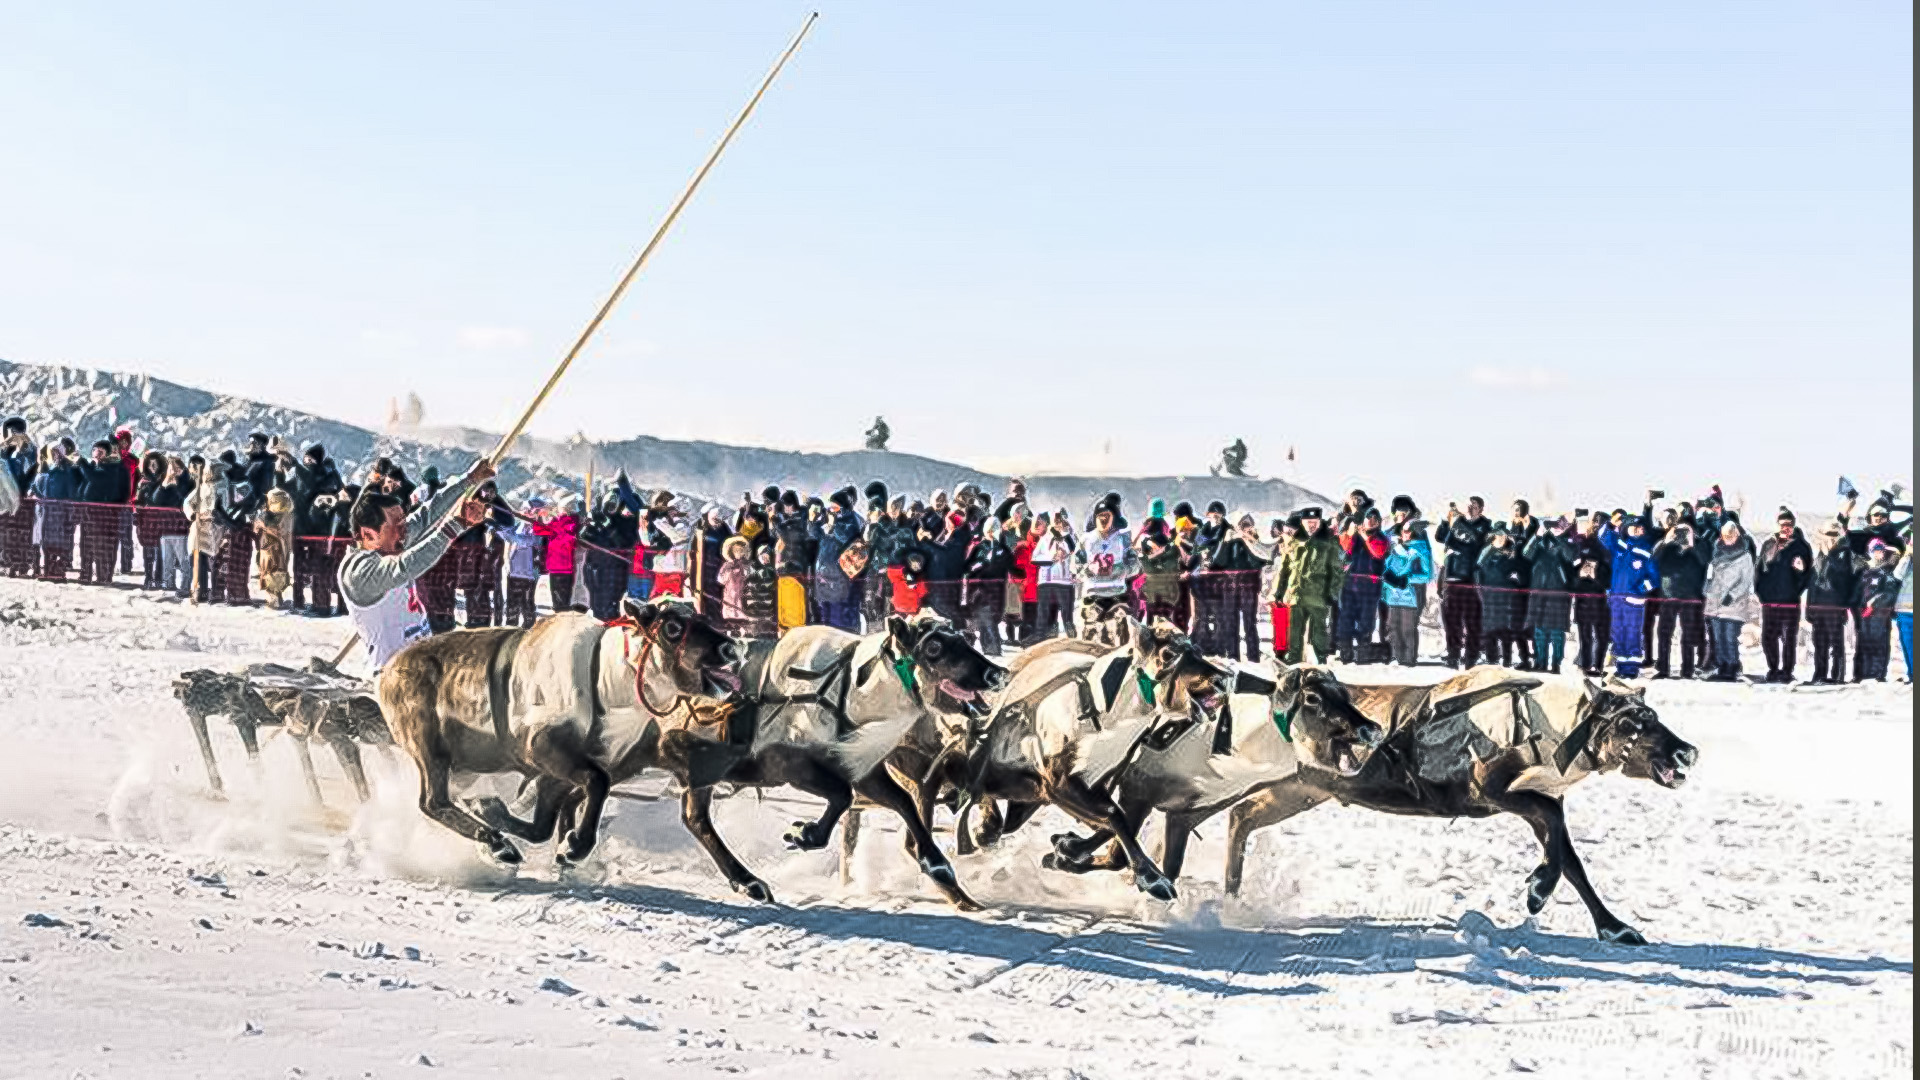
[1838,475,1858,499]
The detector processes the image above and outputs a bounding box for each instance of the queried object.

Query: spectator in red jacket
[1335,508,1390,663]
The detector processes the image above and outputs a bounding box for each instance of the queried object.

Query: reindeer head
[619,596,741,700]
[884,614,1008,715]
[1128,620,1229,717]
[1566,678,1697,788]
[1266,661,1385,777]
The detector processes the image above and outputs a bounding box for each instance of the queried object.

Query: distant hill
[0,358,1330,517]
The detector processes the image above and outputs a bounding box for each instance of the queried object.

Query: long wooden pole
[484,10,818,467]
[330,15,817,669]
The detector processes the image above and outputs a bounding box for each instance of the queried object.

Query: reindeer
[379,598,742,871]
[1213,667,1699,944]
[947,619,1233,901]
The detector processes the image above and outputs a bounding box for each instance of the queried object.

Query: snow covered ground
[0,577,1909,1079]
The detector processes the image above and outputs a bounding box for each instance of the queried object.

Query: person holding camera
[1652,516,1711,678]
[1434,496,1492,667]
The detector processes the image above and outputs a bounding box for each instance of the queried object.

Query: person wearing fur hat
[716,534,753,626]
[1272,506,1344,663]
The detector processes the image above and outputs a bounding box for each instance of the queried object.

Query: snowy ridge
[0,357,1330,515]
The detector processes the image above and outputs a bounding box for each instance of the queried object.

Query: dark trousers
[1761,604,1800,677]
[582,559,626,621]
[1334,587,1379,662]
[1034,583,1076,640]
[1809,609,1847,682]
[1483,628,1519,666]
[1441,585,1482,664]
[1574,593,1610,673]
[1858,613,1894,680]
[1219,578,1261,661]
[117,506,134,574]
[1191,576,1224,653]
[862,572,892,631]
[79,506,119,584]
[215,529,253,604]
[455,543,494,627]
[1655,600,1705,676]
[549,571,576,612]
[40,542,71,580]
[505,577,537,627]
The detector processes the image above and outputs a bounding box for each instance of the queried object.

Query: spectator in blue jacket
[1599,515,1661,677]
[1380,518,1431,666]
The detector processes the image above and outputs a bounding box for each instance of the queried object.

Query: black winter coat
[1569,533,1611,595]
[242,451,275,513]
[1523,531,1578,631]
[291,460,343,537]
[1753,530,1813,604]
[77,458,129,505]
[1653,533,1710,600]
[1435,515,1492,583]
[1476,544,1528,632]
[1805,543,1859,613]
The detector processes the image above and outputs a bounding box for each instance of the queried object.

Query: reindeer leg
[471,778,574,843]
[414,743,520,865]
[1224,780,1329,896]
[292,736,324,806]
[1045,777,1174,901]
[184,707,224,797]
[1489,789,1643,945]
[1514,806,1563,915]
[522,728,610,866]
[680,787,773,903]
[969,797,1005,851]
[838,807,862,885]
[855,766,980,912]
[1160,809,1209,881]
[329,737,371,803]
[777,757,853,852]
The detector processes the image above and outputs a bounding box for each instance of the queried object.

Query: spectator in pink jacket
[532,496,582,612]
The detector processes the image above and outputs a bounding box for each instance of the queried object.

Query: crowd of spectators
[1,417,1911,685]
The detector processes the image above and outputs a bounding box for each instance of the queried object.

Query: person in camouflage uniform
[1271,506,1346,663]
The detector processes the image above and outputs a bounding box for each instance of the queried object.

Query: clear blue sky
[1,2,1910,515]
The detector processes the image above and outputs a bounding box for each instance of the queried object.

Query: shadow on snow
[489,879,1911,1002]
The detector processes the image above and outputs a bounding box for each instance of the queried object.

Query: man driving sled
[338,459,497,671]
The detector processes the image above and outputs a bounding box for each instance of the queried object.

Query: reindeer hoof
[485,838,522,866]
[736,879,775,904]
[784,821,828,851]
[1525,866,1558,914]
[1040,852,1083,874]
[1137,873,1177,902]
[556,830,594,866]
[1599,924,1647,947]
